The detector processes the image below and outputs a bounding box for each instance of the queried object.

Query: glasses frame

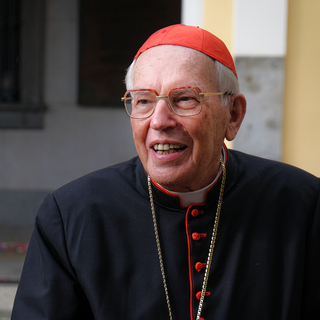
[121,86,226,119]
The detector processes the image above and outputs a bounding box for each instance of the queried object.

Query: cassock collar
[160,146,226,207]
[137,144,237,211]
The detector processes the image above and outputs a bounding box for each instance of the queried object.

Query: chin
[151,171,189,191]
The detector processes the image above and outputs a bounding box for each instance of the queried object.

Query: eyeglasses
[121,86,227,119]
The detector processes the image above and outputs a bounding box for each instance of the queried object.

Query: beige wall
[203,0,233,52]
[203,0,234,149]
[283,0,320,176]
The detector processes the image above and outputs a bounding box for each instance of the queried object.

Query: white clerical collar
[160,147,226,207]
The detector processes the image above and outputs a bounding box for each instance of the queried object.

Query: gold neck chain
[147,159,226,320]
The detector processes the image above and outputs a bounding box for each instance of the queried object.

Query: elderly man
[12,25,320,320]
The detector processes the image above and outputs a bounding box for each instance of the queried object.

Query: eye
[179,96,196,102]
[137,99,151,105]
[171,89,200,109]
[131,91,156,108]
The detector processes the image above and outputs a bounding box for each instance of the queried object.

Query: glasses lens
[124,90,156,118]
[168,88,201,116]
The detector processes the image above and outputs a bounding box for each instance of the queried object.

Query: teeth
[156,150,176,155]
[153,143,184,154]
[153,143,182,151]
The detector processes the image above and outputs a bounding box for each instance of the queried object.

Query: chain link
[147,159,226,320]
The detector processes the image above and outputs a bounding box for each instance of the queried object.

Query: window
[0,0,19,103]
[0,0,45,129]
[78,0,181,106]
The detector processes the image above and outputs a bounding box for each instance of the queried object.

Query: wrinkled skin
[131,45,246,192]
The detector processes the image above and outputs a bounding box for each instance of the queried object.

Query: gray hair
[124,60,136,91]
[124,58,239,107]
[214,60,239,106]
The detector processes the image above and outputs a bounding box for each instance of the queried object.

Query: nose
[149,98,177,130]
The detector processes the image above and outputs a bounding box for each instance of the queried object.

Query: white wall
[181,0,204,27]
[232,0,288,161]
[233,0,288,56]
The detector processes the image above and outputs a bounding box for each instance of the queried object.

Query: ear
[225,93,246,141]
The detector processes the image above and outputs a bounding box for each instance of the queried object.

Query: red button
[195,262,207,272]
[192,232,207,241]
[196,291,211,300]
[191,209,199,217]
[191,209,204,217]
[192,232,201,240]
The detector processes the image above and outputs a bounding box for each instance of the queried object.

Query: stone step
[0,283,17,319]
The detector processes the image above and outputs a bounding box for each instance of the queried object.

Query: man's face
[131,45,234,192]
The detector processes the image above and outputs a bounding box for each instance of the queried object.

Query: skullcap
[134,24,237,77]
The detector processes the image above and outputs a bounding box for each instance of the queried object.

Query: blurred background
[1,0,320,317]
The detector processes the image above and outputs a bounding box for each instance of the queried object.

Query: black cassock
[12,148,320,320]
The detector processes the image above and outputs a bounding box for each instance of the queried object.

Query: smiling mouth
[153,143,186,155]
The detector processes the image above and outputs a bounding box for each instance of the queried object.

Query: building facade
[0,0,319,236]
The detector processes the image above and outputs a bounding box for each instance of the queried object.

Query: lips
[153,143,186,155]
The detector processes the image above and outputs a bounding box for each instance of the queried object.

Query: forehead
[132,45,217,90]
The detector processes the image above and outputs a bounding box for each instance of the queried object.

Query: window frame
[0,0,45,129]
